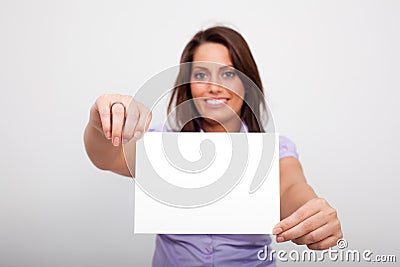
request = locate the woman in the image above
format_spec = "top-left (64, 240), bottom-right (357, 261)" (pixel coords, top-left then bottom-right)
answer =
top-left (84, 26), bottom-right (342, 266)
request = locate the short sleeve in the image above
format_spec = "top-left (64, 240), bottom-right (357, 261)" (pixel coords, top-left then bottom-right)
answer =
top-left (147, 123), bottom-right (167, 133)
top-left (279, 136), bottom-right (299, 159)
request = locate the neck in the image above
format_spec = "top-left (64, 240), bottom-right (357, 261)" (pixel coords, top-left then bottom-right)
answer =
top-left (200, 117), bottom-right (242, 132)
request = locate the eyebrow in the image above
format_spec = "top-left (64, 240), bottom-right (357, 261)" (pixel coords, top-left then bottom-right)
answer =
top-left (192, 65), bottom-right (234, 71)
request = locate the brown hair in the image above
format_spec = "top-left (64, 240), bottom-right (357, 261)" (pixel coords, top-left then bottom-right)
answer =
top-left (167, 26), bottom-right (267, 132)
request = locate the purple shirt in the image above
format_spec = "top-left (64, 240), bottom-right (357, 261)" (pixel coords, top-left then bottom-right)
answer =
top-left (148, 123), bottom-right (299, 267)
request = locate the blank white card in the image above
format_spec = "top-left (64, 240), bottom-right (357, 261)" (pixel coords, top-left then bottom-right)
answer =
top-left (133, 132), bottom-right (279, 234)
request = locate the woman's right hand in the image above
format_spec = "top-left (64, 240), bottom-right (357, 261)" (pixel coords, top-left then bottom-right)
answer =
top-left (88, 94), bottom-right (152, 146)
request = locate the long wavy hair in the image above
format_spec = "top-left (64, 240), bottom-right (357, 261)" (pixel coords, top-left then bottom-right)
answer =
top-left (167, 26), bottom-right (268, 132)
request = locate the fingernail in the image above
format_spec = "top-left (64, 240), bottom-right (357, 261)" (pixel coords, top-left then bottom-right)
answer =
top-left (134, 131), bottom-right (142, 139)
top-left (106, 131), bottom-right (111, 139)
top-left (277, 236), bottom-right (285, 243)
top-left (273, 227), bottom-right (283, 235)
top-left (113, 137), bottom-right (120, 146)
top-left (122, 137), bottom-right (129, 144)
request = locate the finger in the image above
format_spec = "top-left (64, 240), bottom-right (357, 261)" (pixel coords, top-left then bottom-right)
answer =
top-left (111, 102), bottom-right (126, 146)
top-left (144, 109), bottom-right (152, 131)
top-left (276, 211), bottom-right (328, 242)
top-left (307, 235), bottom-right (339, 251)
top-left (132, 103), bottom-right (152, 140)
top-left (122, 100), bottom-right (140, 143)
top-left (273, 198), bottom-right (326, 235)
top-left (96, 97), bottom-right (112, 139)
top-left (292, 222), bottom-right (331, 245)
top-left (297, 216), bottom-right (342, 245)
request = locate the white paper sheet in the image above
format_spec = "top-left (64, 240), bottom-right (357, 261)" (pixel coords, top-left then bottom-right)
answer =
top-left (133, 132), bottom-right (280, 234)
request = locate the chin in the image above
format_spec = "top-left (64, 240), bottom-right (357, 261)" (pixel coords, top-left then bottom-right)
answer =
top-left (201, 114), bottom-right (237, 125)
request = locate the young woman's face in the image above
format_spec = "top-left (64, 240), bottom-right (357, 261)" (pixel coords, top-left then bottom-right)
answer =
top-left (190, 42), bottom-right (245, 127)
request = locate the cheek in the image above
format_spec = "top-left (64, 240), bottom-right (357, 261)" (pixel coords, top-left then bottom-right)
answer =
top-left (190, 84), bottom-right (205, 113)
top-left (190, 83), bottom-right (207, 98)
top-left (225, 78), bottom-right (245, 98)
top-left (229, 86), bottom-right (245, 103)
top-left (231, 97), bottom-right (244, 112)
top-left (228, 85), bottom-right (245, 112)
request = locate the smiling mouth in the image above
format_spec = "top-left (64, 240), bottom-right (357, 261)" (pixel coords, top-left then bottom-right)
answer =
top-left (204, 98), bottom-right (229, 105)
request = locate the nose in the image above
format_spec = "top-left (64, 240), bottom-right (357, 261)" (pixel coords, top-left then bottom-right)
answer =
top-left (208, 82), bottom-right (223, 94)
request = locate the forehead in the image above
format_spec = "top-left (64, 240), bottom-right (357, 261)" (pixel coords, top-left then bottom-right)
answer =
top-left (193, 42), bottom-right (233, 66)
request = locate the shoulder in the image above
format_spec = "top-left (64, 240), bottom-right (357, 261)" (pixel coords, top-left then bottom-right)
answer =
top-left (279, 135), bottom-right (299, 159)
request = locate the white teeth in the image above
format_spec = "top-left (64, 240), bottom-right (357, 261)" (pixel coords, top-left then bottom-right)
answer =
top-left (206, 99), bottom-right (227, 105)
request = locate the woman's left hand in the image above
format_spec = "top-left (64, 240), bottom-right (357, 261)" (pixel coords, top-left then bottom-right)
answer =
top-left (273, 197), bottom-right (343, 250)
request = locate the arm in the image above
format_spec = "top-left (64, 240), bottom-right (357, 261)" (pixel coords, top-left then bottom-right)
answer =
top-left (83, 94), bottom-right (151, 177)
top-left (279, 157), bottom-right (317, 219)
top-left (84, 123), bottom-right (132, 176)
top-left (274, 157), bottom-right (343, 250)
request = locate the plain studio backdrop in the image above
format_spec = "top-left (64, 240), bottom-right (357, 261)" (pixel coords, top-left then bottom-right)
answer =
top-left (0, 0), bottom-right (399, 266)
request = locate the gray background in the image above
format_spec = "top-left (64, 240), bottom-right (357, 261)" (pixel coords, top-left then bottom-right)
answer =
top-left (0, 0), bottom-right (399, 266)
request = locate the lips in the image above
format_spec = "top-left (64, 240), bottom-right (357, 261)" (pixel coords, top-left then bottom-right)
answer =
top-left (203, 98), bottom-right (229, 109)
top-left (205, 98), bottom-right (228, 105)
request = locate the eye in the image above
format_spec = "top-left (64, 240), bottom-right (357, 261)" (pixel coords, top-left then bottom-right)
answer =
top-left (194, 72), bottom-right (207, 80)
top-left (222, 71), bottom-right (236, 78)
